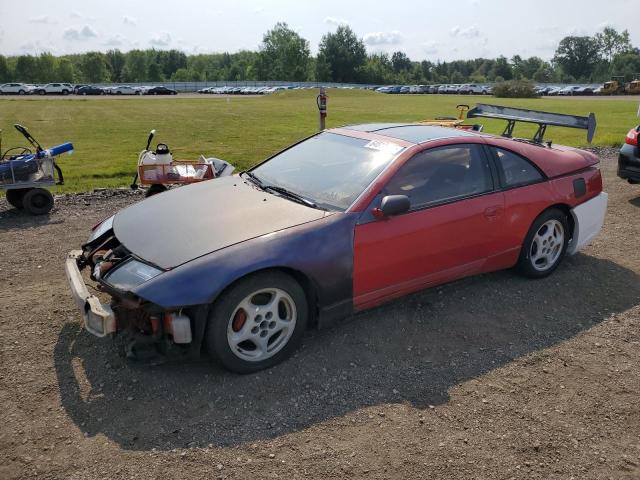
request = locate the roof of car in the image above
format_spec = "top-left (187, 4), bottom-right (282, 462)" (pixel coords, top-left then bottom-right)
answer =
top-left (341, 123), bottom-right (479, 144)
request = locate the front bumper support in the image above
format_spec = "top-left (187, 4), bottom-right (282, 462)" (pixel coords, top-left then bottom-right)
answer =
top-left (65, 250), bottom-right (116, 337)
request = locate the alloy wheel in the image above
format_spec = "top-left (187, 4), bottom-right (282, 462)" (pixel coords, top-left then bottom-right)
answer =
top-left (530, 219), bottom-right (564, 271)
top-left (226, 288), bottom-right (297, 362)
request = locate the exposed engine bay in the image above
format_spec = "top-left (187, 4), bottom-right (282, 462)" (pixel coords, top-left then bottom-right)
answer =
top-left (72, 228), bottom-right (202, 360)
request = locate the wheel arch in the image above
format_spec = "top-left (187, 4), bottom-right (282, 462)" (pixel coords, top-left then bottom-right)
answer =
top-left (515, 203), bottom-right (575, 253)
top-left (545, 203), bottom-right (575, 240)
top-left (209, 266), bottom-right (320, 328)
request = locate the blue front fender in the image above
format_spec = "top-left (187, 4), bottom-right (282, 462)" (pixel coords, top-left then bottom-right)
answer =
top-left (132, 213), bottom-right (358, 313)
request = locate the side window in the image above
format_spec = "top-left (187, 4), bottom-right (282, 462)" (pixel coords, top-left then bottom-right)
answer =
top-left (385, 144), bottom-right (493, 210)
top-left (492, 147), bottom-right (543, 187)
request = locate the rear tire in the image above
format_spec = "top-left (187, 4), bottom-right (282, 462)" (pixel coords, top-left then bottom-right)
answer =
top-left (206, 271), bottom-right (308, 373)
top-left (516, 208), bottom-right (569, 278)
top-left (6, 189), bottom-right (27, 209)
top-left (22, 188), bottom-right (54, 215)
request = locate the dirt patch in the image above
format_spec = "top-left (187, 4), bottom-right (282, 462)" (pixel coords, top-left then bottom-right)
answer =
top-left (1, 152), bottom-right (639, 479)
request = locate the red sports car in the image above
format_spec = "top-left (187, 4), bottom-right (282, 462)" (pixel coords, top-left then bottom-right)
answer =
top-left (66, 107), bottom-right (607, 373)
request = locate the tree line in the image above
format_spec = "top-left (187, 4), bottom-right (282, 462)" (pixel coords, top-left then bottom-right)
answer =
top-left (0, 24), bottom-right (638, 85)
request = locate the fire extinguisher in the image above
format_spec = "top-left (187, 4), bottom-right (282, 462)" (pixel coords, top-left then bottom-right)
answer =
top-left (317, 87), bottom-right (327, 131)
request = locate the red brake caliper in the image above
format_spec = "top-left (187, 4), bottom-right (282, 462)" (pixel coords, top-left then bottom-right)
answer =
top-left (232, 309), bottom-right (247, 332)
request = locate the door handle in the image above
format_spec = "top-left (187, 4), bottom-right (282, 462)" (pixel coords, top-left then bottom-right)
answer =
top-left (484, 206), bottom-right (502, 218)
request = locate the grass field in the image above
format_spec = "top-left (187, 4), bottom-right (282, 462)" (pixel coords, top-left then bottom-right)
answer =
top-left (0, 89), bottom-right (638, 192)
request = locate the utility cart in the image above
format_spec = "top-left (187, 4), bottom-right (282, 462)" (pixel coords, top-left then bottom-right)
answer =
top-left (0, 124), bottom-right (73, 215)
top-left (131, 129), bottom-right (234, 197)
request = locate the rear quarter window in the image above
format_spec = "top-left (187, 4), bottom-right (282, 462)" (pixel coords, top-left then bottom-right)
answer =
top-left (491, 147), bottom-right (544, 188)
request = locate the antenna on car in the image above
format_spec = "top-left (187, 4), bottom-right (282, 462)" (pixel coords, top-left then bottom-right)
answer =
top-left (466, 104), bottom-right (597, 144)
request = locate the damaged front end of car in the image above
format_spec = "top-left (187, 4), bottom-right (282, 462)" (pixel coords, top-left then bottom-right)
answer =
top-left (65, 216), bottom-right (198, 358)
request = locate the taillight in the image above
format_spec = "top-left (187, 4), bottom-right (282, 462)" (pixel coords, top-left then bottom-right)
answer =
top-left (626, 127), bottom-right (639, 146)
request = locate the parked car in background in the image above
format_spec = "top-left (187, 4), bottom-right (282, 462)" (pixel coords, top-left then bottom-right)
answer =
top-left (0, 83), bottom-right (35, 95)
top-left (558, 86), bottom-right (581, 96)
top-left (458, 84), bottom-right (489, 95)
top-left (73, 84), bottom-right (88, 94)
top-left (618, 125), bottom-right (640, 184)
top-left (111, 85), bottom-right (141, 95)
top-left (574, 86), bottom-right (594, 96)
top-left (145, 86), bottom-right (178, 95)
top-left (471, 84), bottom-right (491, 95)
top-left (34, 83), bottom-right (73, 95)
top-left (546, 86), bottom-right (562, 96)
top-left (76, 85), bottom-right (105, 95)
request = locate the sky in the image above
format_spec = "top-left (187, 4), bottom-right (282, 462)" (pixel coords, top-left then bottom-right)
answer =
top-left (1, 0), bottom-right (639, 61)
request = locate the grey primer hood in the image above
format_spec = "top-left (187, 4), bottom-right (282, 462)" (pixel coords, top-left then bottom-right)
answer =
top-left (113, 176), bottom-right (327, 269)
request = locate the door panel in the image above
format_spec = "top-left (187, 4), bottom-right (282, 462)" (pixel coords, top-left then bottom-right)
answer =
top-left (353, 191), bottom-right (505, 309)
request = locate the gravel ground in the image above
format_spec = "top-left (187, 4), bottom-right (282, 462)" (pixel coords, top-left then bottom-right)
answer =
top-left (1, 148), bottom-right (639, 479)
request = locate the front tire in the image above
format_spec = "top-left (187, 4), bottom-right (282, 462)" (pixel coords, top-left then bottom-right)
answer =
top-left (206, 271), bottom-right (308, 373)
top-left (517, 208), bottom-right (569, 278)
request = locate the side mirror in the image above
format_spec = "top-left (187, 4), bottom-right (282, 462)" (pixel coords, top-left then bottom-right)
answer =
top-left (374, 195), bottom-right (410, 218)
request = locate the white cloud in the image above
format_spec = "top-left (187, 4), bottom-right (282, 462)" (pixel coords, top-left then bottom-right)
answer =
top-left (325, 17), bottom-right (349, 27)
top-left (422, 41), bottom-right (441, 55)
top-left (70, 11), bottom-right (95, 21)
top-left (29, 15), bottom-right (52, 24)
top-left (364, 31), bottom-right (403, 46)
top-left (566, 26), bottom-right (589, 36)
top-left (104, 35), bottom-right (125, 47)
top-left (63, 29), bottom-right (79, 41)
top-left (450, 25), bottom-right (482, 38)
top-left (63, 25), bottom-right (97, 41)
top-left (81, 26), bottom-right (97, 38)
top-left (123, 16), bottom-right (137, 26)
top-left (19, 40), bottom-right (56, 54)
top-left (150, 32), bottom-right (171, 47)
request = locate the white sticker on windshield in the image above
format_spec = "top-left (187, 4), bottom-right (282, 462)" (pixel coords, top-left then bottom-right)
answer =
top-left (364, 140), bottom-right (403, 155)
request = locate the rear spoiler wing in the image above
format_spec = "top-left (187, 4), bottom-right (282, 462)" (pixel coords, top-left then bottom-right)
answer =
top-left (467, 104), bottom-right (597, 144)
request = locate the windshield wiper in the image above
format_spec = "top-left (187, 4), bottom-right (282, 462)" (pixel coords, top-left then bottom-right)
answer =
top-left (263, 185), bottom-right (319, 209)
top-left (241, 171), bottom-right (321, 209)
top-left (241, 171), bottom-right (265, 188)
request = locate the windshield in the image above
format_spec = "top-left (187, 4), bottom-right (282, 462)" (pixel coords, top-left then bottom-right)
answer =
top-left (251, 132), bottom-right (403, 211)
